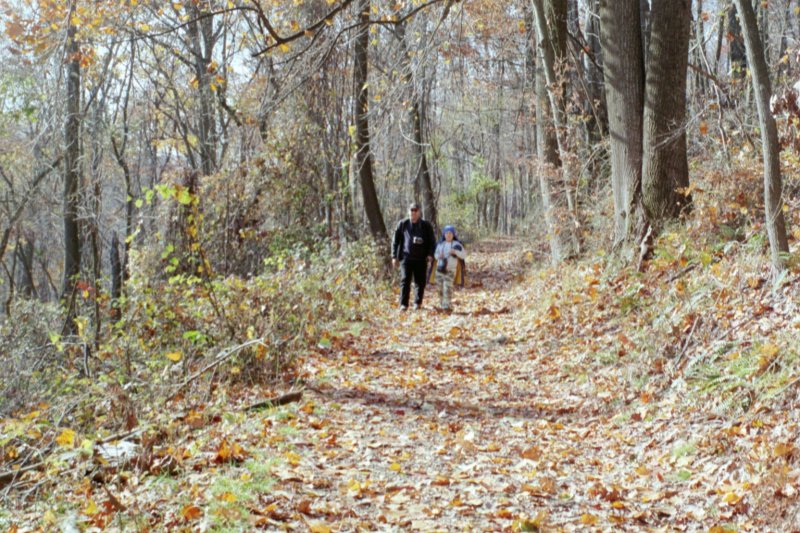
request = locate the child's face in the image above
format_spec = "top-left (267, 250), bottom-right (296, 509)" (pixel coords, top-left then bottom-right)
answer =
top-left (445, 231), bottom-right (454, 241)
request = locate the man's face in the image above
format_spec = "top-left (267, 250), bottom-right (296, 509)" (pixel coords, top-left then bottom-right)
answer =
top-left (409, 207), bottom-right (420, 222)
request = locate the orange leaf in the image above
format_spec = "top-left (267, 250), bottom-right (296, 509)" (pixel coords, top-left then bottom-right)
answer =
top-left (181, 505), bottom-right (203, 520)
top-left (520, 446), bottom-right (541, 460)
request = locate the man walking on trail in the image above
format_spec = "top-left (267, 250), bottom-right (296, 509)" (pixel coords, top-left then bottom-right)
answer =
top-left (392, 202), bottom-right (435, 310)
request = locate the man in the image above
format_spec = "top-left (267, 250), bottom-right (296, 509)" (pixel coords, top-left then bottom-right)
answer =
top-left (391, 202), bottom-right (435, 310)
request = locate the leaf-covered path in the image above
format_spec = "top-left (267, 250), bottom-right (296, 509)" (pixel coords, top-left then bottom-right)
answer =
top-left (8, 238), bottom-right (798, 531)
top-left (276, 238), bottom-right (796, 531)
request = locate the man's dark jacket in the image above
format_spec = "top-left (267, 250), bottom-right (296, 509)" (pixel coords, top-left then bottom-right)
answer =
top-left (392, 218), bottom-right (435, 261)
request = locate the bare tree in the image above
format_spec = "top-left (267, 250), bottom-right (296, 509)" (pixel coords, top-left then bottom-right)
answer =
top-left (353, 0), bottom-right (388, 243)
top-left (62, 1), bottom-right (82, 331)
top-left (733, 0), bottom-right (790, 272)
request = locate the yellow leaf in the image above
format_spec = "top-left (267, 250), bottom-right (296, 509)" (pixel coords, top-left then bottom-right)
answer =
top-left (389, 462), bottom-right (401, 472)
top-left (580, 513), bottom-right (599, 525)
top-left (308, 523), bottom-right (332, 533)
top-left (774, 443), bottom-right (794, 457)
top-left (760, 343), bottom-right (780, 358)
top-left (279, 43), bottom-right (290, 53)
top-left (285, 451), bottom-right (301, 466)
top-left (722, 491), bottom-right (742, 505)
top-left (43, 510), bottom-right (57, 525)
top-left (56, 429), bottom-right (75, 448)
top-left (83, 499), bottom-right (98, 516)
top-left (218, 491), bottom-right (237, 503)
top-left (166, 351), bottom-right (182, 362)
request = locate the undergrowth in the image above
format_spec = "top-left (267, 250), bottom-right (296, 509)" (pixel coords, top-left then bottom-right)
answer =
top-left (0, 235), bottom-right (387, 467)
top-left (520, 157), bottom-right (800, 418)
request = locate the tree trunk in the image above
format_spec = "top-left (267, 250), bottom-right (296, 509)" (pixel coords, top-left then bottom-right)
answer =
top-left (397, 21), bottom-right (437, 229)
top-left (15, 234), bottom-right (36, 299)
top-left (734, 0), bottom-right (790, 271)
top-left (641, 0), bottom-right (691, 224)
top-left (187, 4), bottom-right (217, 176)
top-left (110, 232), bottom-right (122, 321)
top-left (600, 0), bottom-right (645, 245)
top-left (63, 2), bottom-right (82, 331)
top-left (530, 0), bottom-right (579, 263)
top-left (583, 0), bottom-right (607, 140)
top-left (693, 0), bottom-right (708, 101)
top-left (729, 4), bottom-right (747, 78)
top-left (353, 0), bottom-right (387, 242)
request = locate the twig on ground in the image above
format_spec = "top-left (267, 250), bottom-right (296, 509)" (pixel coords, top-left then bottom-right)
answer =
top-left (244, 390), bottom-right (303, 412)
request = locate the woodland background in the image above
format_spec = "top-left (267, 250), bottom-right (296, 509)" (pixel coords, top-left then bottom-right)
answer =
top-left (2, 0), bottom-right (800, 529)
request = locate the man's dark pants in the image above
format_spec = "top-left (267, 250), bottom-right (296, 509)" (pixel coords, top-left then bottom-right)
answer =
top-left (399, 258), bottom-right (428, 307)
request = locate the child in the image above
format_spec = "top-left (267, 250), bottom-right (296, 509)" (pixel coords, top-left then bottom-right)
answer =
top-left (433, 225), bottom-right (466, 311)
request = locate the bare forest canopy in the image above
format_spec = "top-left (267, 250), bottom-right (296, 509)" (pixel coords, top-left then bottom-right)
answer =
top-left (1, 0), bottom-right (799, 303)
top-left (2, 0), bottom-right (800, 528)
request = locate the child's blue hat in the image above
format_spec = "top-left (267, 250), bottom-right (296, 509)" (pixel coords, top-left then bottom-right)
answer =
top-left (442, 225), bottom-right (457, 239)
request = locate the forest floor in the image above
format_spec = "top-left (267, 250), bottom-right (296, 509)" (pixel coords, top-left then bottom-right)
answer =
top-left (4, 237), bottom-right (800, 531)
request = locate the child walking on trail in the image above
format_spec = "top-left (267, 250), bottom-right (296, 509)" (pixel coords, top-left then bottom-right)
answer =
top-left (433, 225), bottom-right (466, 311)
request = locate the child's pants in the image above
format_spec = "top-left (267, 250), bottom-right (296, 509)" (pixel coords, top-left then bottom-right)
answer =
top-left (438, 274), bottom-right (453, 309)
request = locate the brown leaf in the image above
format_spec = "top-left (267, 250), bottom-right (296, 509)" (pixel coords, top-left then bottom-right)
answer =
top-left (520, 446), bottom-right (541, 460)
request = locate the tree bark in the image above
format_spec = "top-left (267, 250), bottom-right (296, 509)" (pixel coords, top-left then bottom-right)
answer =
top-left (187, 3), bottom-right (217, 176)
top-left (530, 0), bottom-right (579, 263)
top-left (729, 4), bottom-right (747, 78)
top-left (641, 0), bottom-right (691, 224)
top-left (63, 2), bottom-right (82, 331)
top-left (353, 0), bottom-right (388, 242)
top-left (397, 21), bottom-right (437, 229)
top-left (600, 0), bottom-right (645, 245)
top-left (734, 0), bottom-right (790, 271)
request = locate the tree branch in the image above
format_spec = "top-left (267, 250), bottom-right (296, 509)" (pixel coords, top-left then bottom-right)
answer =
top-left (0, 154), bottom-right (63, 265)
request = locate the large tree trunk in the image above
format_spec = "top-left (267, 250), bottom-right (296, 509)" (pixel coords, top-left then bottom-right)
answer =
top-left (599, 0), bottom-right (645, 245)
top-left (734, 0), bottom-right (790, 271)
top-left (63, 2), bottom-right (82, 331)
top-left (641, 0), bottom-right (691, 224)
top-left (530, 0), bottom-right (578, 263)
top-left (353, 0), bottom-right (387, 242)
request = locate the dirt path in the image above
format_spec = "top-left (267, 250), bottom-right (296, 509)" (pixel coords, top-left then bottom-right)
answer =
top-left (283, 238), bottom-right (760, 531)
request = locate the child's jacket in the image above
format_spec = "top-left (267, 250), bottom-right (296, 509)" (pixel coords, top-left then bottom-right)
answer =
top-left (429, 240), bottom-right (466, 286)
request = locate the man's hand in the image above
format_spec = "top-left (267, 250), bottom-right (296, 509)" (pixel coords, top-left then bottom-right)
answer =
top-left (392, 258), bottom-right (398, 268)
